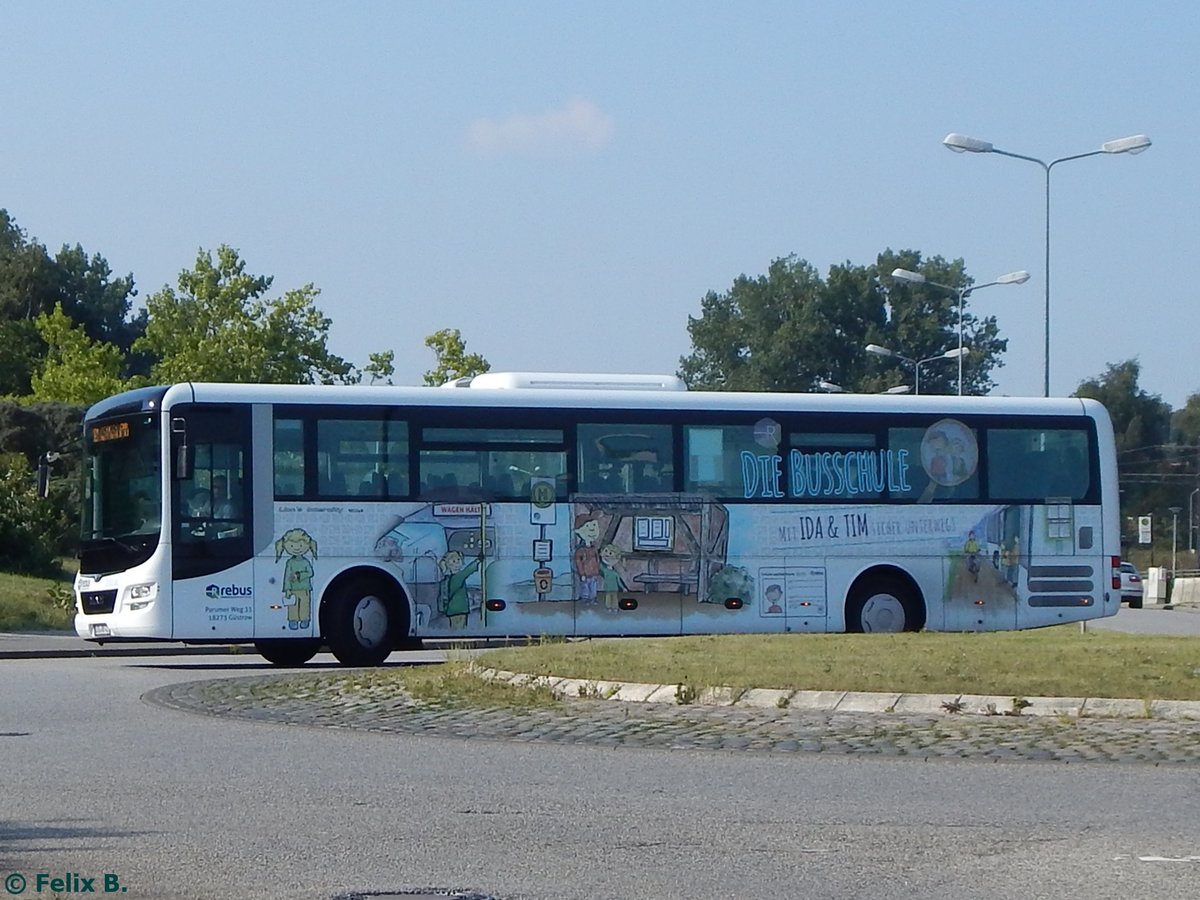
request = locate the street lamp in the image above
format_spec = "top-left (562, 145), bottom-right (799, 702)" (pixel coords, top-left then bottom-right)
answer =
top-left (891, 268), bottom-right (1029, 395)
top-left (942, 132), bottom-right (1150, 397)
top-left (817, 380), bottom-right (913, 395)
top-left (1190, 487), bottom-right (1199, 553)
top-left (865, 343), bottom-right (967, 395)
top-left (1170, 506), bottom-right (1182, 576)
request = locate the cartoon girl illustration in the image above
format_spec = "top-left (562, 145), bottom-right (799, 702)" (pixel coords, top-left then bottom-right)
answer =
top-left (573, 514), bottom-right (602, 604)
top-left (276, 528), bottom-right (317, 629)
top-left (438, 549), bottom-right (480, 629)
top-left (599, 543), bottom-right (628, 611)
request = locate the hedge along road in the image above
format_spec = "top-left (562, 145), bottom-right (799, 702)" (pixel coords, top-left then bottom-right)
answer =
top-left (4, 648), bottom-right (1200, 900)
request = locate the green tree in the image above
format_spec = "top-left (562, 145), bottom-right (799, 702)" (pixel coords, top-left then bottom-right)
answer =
top-left (29, 304), bottom-right (131, 405)
top-left (50, 243), bottom-right (148, 375)
top-left (0, 211), bottom-right (56, 395)
top-left (135, 245), bottom-right (355, 384)
top-left (1074, 359), bottom-right (1176, 547)
top-left (0, 210), bottom-right (149, 393)
top-left (678, 250), bottom-right (1007, 394)
top-left (1170, 391), bottom-right (1200, 450)
top-left (364, 350), bottom-right (396, 385)
top-left (422, 328), bottom-right (490, 386)
top-left (0, 454), bottom-right (71, 574)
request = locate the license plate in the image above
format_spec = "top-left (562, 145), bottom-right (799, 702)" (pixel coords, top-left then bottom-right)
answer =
top-left (92, 624), bottom-right (111, 638)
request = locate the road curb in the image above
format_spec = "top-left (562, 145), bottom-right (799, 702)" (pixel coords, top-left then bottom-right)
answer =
top-left (477, 667), bottom-right (1200, 721)
top-left (0, 643), bottom-right (254, 660)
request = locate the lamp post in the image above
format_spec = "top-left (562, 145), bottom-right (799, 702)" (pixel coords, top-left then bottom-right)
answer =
top-left (1190, 487), bottom-right (1199, 553)
top-left (941, 132), bottom-right (1151, 397)
top-left (865, 344), bottom-right (967, 395)
top-left (891, 268), bottom-right (1029, 395)
top-left (1170, 506), bottom-right (1182, 576)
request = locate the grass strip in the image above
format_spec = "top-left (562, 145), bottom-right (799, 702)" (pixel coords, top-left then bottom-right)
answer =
top-left (478, 628), bottom-right (1200, 702)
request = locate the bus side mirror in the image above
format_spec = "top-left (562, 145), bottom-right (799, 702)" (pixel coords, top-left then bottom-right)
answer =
top-left (172, 418), bottom-right (192, 480)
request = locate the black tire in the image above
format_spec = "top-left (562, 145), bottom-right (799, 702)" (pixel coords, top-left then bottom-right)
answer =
top-left (254, 639), bottom-right (321, 667)
top-left (322, 575), bottom-right (400, 667)
top-left (846, 576), bottom-right (923, 634)
top-left (1128, 596), bottom-right (1143, 610)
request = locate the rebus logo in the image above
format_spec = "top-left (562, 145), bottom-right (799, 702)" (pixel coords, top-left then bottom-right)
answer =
top-left (205, 584), bottom-right (253, 599)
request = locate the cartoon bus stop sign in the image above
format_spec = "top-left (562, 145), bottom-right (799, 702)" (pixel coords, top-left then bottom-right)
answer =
top-left (530, 476), bottom-right (556, 525)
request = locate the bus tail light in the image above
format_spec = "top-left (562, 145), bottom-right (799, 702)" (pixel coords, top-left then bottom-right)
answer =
top-left (618, 598), bottom-right (638, 611)
top-left (724, 597), bottom-right (744, 610)
top-left (485, 599), bottom-right (506, 612)
top-left (1111, 556), bottom-right (1122, 590)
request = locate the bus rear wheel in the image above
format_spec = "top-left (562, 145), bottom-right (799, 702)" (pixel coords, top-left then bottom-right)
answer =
top-left (323, 575), bottom-right (399, 667)
top-left (846, 577), bottom-right (921, 634)
top-left (254, 639), bottom-right (321, 667)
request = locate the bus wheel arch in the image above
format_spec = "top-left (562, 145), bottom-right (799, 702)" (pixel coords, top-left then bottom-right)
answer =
top-left (319, 567), bottom-right (411, 666)
top-left (845, 567), bottom-right (925, 634)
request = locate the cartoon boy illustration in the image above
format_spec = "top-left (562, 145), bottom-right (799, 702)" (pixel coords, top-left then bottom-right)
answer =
top-left (276, 528), bottom-right (317, 629)
top-left (573, 514), bottom-right (602, 604)
top-left (1003, 536), bottom-right (1021, 588)
top-left (963, 529), bottom-right (981, 583)
top-left (438, 549), bottom-right (480, 629)
top-left (764, 583), bottom-right (784, 615)
top-left (599, 543), bottom-right (628, 611)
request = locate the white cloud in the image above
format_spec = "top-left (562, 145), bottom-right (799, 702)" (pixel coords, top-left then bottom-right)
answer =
top-left (465, 98), bottom-right (615, 158)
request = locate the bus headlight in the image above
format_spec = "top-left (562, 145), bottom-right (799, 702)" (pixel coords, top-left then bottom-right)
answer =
top-left (127, 582), bottom-right (157, 610)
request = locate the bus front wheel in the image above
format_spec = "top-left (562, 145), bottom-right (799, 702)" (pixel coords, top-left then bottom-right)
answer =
top-left (846, 577), bottom-right (922, 634)
top-left (323, 575), bottom-right (398, 667)
top-left (254, 639), bottom-right (321, 667)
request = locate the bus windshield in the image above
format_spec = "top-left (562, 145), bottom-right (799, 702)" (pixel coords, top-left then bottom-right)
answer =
top-left (82, 413), bottom-right (162, 544)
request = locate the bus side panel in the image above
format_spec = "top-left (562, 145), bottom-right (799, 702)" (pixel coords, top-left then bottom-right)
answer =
top-left (172, 559), bottom-right (256, 639)
top-left (1016, 504), bottom-right (1110, 628)
top-left (682, 503), bottom-right (808, 634)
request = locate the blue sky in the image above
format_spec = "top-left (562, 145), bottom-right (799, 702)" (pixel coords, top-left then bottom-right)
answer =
top-left (8, 2), bottom-right (1197, 406)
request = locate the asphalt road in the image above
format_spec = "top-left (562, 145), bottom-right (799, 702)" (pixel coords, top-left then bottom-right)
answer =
top-left (3, 650), bottom-right (1199, 900)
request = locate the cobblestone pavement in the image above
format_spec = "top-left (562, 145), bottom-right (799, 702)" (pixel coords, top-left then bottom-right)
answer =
top-left (145, 671), bottom-right (1200, 766)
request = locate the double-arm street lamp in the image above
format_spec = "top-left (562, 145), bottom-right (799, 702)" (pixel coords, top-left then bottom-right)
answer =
top-left (941, 132), bottom-right (1151, 397)
top-left (818, 380), bottom-right (912, 395)
top-left (865, 344), bottom-right (967, 395)
top-left (891, 268), bottom-right (1029, 396)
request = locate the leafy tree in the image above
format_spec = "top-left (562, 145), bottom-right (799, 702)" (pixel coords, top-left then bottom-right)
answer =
top-left (29, 304), bottom-right (131, 405)
top-left (0, 210), bottom-right (149, 393)
top-left (0, 453), bottom-right (74, 574)
top-left (135, 245), bottom-right (355, 384)
top-left (50, 243), bottom-right (149, 375)
top-left (1171, 391), bottom-right (1200, 450)
top-left (0, 210), bottom-right (55, 322)
top-left (0, 320), bottom-right (44, 399)
top-left (1074, 359), bottom-right (1176, 547)
top-left (422, 328), bottom-right (490, 386)
top-left (0, 212), bottom-right (55, 395)
top-left (365, 350), bottom-right (395, 385)
top-left (678, 250), bottom-right (1007, 395)
top-left (0, 400), bottom-right (86, 567)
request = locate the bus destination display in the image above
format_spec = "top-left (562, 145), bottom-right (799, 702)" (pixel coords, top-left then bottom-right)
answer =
top-left (91, 421), bottom-right (131, 443)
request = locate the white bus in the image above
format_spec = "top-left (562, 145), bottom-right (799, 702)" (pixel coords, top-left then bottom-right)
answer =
top-left (72, 375), bottom-right (1122, 666)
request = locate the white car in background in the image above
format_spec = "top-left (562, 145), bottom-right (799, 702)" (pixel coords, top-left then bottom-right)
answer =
top-left (1120, 561), bottom-right (1143, 608)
